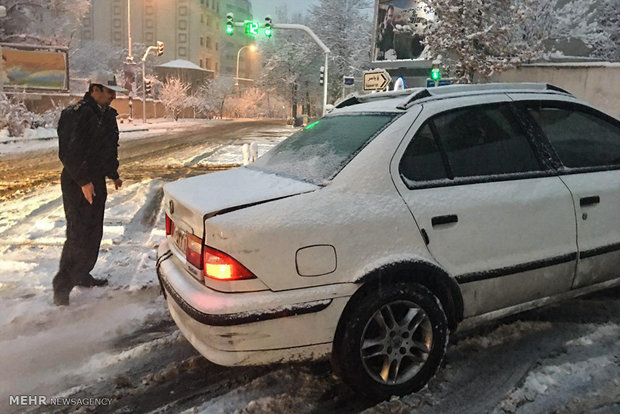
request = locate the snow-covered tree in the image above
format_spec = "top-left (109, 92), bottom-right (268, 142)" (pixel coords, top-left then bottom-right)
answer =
top-left (257, 10), bottom-right (320, 117)
top-left (69, 41), bottom-right (126, 78)
top-left (193, 76), bottom-right (235, 119)
top-left (0, 92), bottom-right (30, 137)
top-left (159, 78), bottom-right (190, 121)
top-left (425, 0), bottom-right (620, 83)
top-left (0, 0), bottom-right (91, 47)
top-left (308, 0), bottom-right (374, 102)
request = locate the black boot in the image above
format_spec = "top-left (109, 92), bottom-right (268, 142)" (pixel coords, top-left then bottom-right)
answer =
top-left (76, 274), bottom-right (109, 288)
top-left (53, 288), bottom-right (70, 306)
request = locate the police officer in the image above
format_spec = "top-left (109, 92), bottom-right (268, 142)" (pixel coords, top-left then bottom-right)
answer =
top-left (53, 72), bottom-right (126, 306)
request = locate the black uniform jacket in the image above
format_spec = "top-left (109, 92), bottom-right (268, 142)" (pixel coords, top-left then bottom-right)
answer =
top-left (57, 93), bottom-right (120, 186)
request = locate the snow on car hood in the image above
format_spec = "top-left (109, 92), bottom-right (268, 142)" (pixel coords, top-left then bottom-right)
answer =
top-left (164, 167), bottom-right (318, 226)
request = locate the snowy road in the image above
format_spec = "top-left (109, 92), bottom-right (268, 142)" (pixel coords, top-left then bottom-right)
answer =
top-left (1, 120), bottom-right (619, 413)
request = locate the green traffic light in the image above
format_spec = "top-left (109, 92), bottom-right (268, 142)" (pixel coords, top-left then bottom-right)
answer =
top-left (431, 68), bottom-right (441, 81)
top-left (226, 24), bottom-right (234, 35)
top-left (264, 27), bottom-right (272, 37)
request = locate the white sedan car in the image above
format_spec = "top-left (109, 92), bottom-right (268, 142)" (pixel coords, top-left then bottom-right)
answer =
top-left (156, 83), bottom-right (620, 399)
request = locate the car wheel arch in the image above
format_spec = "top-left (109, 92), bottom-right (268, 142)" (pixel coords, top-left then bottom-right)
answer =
top-left (347, 260), bottom-right (463, 332)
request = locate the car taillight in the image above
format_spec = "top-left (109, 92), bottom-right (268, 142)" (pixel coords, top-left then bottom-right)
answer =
top-left (203, 246), bottom-right (255, 281)
top-left (165, 213), bottom-right (173, 235)
top-left (186, 233), bottom-right (203, 269)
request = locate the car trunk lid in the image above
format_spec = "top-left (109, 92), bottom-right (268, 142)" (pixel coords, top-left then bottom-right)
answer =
top-left (163, 167), bottom-right (319, 237)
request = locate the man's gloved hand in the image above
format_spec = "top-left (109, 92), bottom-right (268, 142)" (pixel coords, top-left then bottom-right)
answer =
top-left (81, 182), bottom-right (95, 204)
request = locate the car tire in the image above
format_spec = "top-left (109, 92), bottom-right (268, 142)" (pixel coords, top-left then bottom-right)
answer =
top-left (333, 281), bottom-right (448, 400)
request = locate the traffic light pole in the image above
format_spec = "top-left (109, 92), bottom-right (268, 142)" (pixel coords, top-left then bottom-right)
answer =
top-left (233, 22), bottom-right (330, 116)
top-left (141, 45), bottom-right (158, 123)
top-left (275, 24), bottom-right (330, 116)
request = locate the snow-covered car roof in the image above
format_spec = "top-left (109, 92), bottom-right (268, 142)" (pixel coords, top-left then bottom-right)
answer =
top-left (331, 83), bottom-right (573, 114)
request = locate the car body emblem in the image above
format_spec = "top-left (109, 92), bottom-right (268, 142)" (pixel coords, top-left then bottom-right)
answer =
top-left (169, 200), bottom-right (174, 214)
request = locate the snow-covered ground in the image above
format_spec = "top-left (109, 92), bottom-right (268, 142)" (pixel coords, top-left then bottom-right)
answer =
top-left (0, 118), bottom-right (241, 155)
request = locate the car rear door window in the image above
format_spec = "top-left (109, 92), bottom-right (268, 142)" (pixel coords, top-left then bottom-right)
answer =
top-left (400, 123), bottom-right (449, 182)
top-left (433, 104), bottom-right (541, 178)
top-left (525, 104), bottom-right (620, 169)
top-left (400, 103), bottom-right (542, 185)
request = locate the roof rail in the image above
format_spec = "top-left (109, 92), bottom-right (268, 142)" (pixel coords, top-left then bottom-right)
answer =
top-left (334, 88), bottom-right (423, 109)
top-left (396, 82), bottom-right (573, 109)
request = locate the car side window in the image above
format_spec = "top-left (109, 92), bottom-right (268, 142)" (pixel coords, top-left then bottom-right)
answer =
top-left (526, 103), bottom-right (620, 169)
top-left (399, 123), bottom-right (449, 182)
top-left (433, 104), bottom-right (541, 178)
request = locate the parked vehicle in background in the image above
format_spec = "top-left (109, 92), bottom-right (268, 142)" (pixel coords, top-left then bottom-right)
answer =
top-left (156, 83), bottom-right (620, 399)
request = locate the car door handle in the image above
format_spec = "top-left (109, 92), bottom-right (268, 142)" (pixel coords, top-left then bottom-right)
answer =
top-left (580, 196), bottom-right (600, 207)
top-left (432, 214), bottom-right (458, 227)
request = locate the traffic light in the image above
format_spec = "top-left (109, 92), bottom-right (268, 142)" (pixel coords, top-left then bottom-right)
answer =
top-left (156, 41), bottom-right (164, 56)
top-left (144, 79), bottom-right (152, 94)
top-left (226, 13), bottom-right (234, 35)
top-left (319, 66), bottom-right (325, 85)
top-left (264, 16), bottom-right (273, 38)
top-left (430, 60), bottom-right (442, 81)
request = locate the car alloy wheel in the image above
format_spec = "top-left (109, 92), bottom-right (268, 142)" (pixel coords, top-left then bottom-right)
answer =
top-left (360, 300), bottom-right (432, 385)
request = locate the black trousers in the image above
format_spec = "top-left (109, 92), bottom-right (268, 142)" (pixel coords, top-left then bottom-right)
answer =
top-left (53, 169), bottom-right (107, 293)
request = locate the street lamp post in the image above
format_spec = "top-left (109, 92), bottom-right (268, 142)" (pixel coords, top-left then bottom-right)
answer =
top-left (235, 44), bottom-right (256, 87)
top-left (126, 0), bottom-right (134, 120)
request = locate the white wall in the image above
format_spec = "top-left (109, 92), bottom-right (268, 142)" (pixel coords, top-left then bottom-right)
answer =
top-left (489, 62), bottom-right (620, 118)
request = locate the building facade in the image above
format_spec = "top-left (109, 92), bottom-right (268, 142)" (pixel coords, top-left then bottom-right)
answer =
top-left (79, 0), bottom-right (221, 74)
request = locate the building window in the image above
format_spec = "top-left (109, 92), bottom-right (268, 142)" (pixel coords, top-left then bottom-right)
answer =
top-left (179, 33), bottom-right (187, 43)
top-left (205, 0), bottom-right (209, 7)
top-left (145, 32), bottom-right (154, 42)
top-left (200, 59), bottom-right (203, 68)
top-left (113, 18), bottom-right (122, 28)
top-left (113, 6), bottom-right (121, 15)
top-left (206, 37), bottom-right (211, 49)
top-left (200, 37), bottom-right (204, 46)
top-left (179, 6), bottom-right (188, 16)
top-left (201, 14), bottom-right (204, 23)
top-left (146, 6), bottom-right (154, 14)
top-left (179, 47), bottom-right (187, 56)
top-left (178, 20), bottom-right (187, 30)
top-left (146, 19), bottom-right (154, 28)
top-left (215, 62), bottom-right (219, 72)
top-left (113, 32), bottom-right (122, 41)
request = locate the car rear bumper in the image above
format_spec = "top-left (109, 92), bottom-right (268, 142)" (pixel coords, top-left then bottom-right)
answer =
top-left (156, 241), bottom-right (355, 366)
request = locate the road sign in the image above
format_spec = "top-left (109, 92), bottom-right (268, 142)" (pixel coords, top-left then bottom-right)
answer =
top-left (343, 76), bottom-right (355, 86)
top-left (426, 78), bottom-right (452, 87)
top-left (363, 69), bottom-right (391, 92)
top-left (245, 20), bottom-right (259, 36)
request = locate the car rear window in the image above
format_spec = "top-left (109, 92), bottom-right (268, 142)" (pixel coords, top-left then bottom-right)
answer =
top-left (250, 114), bottom-right (396, 184)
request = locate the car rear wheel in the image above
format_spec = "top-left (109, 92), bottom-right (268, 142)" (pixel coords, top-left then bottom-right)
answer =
top-left (333, 281), bottom-right (448, 400)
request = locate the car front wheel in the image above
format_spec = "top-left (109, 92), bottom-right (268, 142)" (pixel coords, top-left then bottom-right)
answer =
top-left (333, 281), bottom-right (448, 400)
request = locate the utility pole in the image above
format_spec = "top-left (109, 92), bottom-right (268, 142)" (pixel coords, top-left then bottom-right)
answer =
top-left (125, 0), bottom-right (134, 121)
